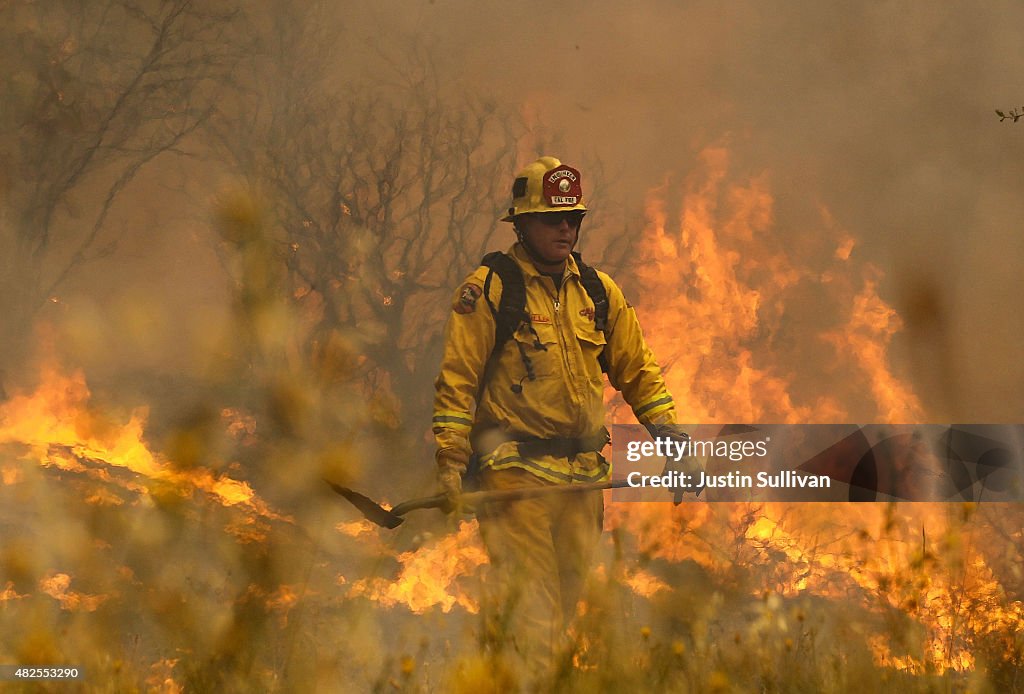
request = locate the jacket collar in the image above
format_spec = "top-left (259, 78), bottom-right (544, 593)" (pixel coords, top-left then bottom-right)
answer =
top-left (508, 242), bottom-right (581, 282)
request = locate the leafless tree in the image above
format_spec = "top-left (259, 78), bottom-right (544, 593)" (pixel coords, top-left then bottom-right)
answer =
top-left (0, 0), bottom-right (247, 368)
top-left (209, 14), bottom-right (524, 427)
top-left (995, 107), bottom-right (1024, 122)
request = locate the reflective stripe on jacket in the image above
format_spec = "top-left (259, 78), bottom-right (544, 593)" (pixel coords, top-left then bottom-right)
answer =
top-left (433, 243), bottom-right (677, 483)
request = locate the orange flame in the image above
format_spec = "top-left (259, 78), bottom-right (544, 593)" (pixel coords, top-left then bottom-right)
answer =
top-left (243, 583), bottom-right (307, 627)
top-left (622, 568), bottom-right (671, 599)
top-left (1, 464), bottom-right (22, 485)
top-left (222, 407), bottom-right (258, 446)
top-left (0, 362), bottom-right (290, 535)
top-left (328, 146), bottom-right (1019, 677)
top-left (4, 143), bottom-right (997, 682)
top-left (624, 145), bottom-right (921, 424)
top-left (144, 658), bottom-right (182, 694)
top-left (1, 581), bottom-right (27, 602)
top-left (823, 275), bottom-right (923, 423)
top-left (602, 145), bottom-right (1020, 674)
top-left (335, 519), bottom-right (379, 538)
top-left (38, 572), bottom-right (108, 612)
top-left (344, 520), bottom-right (488, 613)
top-left (331, 146), bottom-right (1009, 677)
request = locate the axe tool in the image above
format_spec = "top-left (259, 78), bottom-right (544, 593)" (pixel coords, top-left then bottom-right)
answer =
top-left (324, 478), bottom-right (634, 529)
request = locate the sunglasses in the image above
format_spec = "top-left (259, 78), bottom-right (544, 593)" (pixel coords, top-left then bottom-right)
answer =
top-left (532, 210), bottom-right (586, 227)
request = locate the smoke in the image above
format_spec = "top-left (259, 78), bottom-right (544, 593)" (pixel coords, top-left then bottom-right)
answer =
top-left (3, 3), bottom-right (1024, 687)
top-left (332, 0), bottom-right (1024, 418)
top-left (4, 0), bottom-right (1018, 417)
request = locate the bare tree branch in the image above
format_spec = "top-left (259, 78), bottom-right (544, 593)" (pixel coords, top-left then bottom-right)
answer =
top-left (208, 18), bottom-right (524, 427)
top-left (0, 0), bottom-right (248, 353)
top-left (995, 107), bottom-right (1024, 122)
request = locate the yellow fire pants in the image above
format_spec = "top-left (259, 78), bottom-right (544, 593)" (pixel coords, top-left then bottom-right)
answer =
top-left (476, 466), bottom-right (604, 674)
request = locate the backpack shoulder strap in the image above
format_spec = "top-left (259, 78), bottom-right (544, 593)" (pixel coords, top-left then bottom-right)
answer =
top-left (480, 251), bottom-right (528, 357)
top-left (571, 251), bottom-right (610, 372)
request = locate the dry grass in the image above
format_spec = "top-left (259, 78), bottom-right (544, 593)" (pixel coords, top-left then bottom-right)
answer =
top-left (1, 190), bottom-right (1022, 693)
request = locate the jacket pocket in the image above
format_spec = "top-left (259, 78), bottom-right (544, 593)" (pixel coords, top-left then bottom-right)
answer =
top-left (573, 321), bottom-right (607, 384)
top-left (510, 322), bottom-right (559, 380)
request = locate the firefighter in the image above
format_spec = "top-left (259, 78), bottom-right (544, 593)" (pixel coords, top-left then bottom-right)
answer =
top-left (432, 156), bottom-right (693, 677)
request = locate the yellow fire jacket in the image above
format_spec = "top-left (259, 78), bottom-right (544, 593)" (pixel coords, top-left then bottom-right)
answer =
top-left (433, 243), bottom-right (677, 484)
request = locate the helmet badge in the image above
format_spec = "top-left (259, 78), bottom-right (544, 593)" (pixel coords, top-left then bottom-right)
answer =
top-left (542, 165), bottom-right (582, 207)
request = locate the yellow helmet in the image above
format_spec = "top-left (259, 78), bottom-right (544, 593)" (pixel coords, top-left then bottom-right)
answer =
top-left (500, 156), bottom-right (588, 222)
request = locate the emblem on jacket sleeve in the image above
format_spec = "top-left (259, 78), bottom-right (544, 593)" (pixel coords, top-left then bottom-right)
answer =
top-left (454, 282), bottom-right (483, 314)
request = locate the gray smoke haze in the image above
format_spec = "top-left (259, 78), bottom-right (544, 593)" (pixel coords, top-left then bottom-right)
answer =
top-left (4, 4), bottom-right (1024, 687)
top-left (9, 0), bottom-right (1024, 421)
top-left (340, 0), bottom-right (1024, 420)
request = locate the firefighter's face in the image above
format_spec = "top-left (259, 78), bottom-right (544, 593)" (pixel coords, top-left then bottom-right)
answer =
top-left (517, 211), bottom-right (583, 269)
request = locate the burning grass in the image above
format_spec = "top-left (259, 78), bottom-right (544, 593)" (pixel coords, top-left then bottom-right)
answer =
top-left (1, 360), bottom-right (1022, 692)
top-left (1, 164), bottom-right (1022, 691)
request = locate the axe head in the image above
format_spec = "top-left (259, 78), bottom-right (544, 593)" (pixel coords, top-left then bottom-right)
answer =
top-left (324, 480), bottom-right (405, 529)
